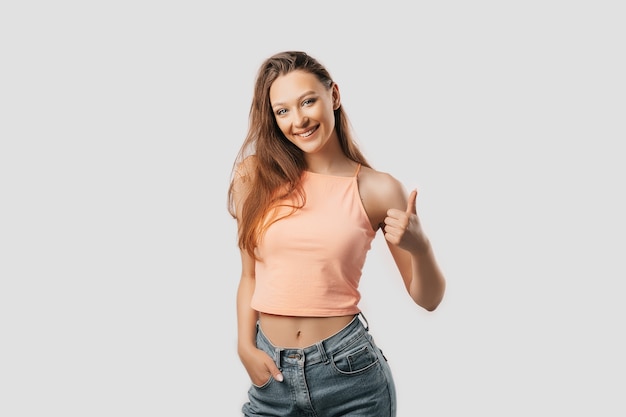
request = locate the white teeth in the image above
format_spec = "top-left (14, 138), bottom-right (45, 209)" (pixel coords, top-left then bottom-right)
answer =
top-left (297, 128), bottom-right (315, 137)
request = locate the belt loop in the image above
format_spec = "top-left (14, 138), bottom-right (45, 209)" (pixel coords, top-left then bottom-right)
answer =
top-left (274, 347), bottom-right (283, 369)
top-left (358, 312), bottom-right (369, 331)
top-left (315, 341), bottom-right (329, 364)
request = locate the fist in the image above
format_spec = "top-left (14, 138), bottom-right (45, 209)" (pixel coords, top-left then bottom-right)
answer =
top-left (383, 189), bottom-right (425, 251)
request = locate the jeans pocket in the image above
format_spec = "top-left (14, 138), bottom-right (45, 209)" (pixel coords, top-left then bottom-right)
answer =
top-left (250, 374), bottom-right (274, 389)
top-left (331, 341), bottom-right (380, 375)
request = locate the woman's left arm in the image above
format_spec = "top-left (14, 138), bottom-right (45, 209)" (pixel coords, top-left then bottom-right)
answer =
top-left (382, 185), bottom-right (447, 311)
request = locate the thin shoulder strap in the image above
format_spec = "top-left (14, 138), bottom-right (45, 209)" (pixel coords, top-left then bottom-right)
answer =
top-left (353, 163), bottom-right (362, 177)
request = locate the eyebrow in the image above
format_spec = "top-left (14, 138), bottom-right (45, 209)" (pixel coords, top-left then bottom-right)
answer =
top-left (271, 90), bottom-right (317, 109)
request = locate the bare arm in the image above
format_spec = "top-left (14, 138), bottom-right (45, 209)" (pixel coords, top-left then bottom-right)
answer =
top-left (235, 249), bottom-right (283, 384)
top-left (236, 250), bottom-right (259, 357)
top-left (384, 187), bottom-right (446, 311)
top-left (386, 231), bottom-right (446, 311)
top-left (232, 166), bottom-right (284, 384)
top-left (360, 170), bottom-right (446, 311)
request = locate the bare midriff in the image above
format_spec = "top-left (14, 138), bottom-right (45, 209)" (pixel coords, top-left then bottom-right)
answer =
top-left (258, 313), bottom-right (355, 348)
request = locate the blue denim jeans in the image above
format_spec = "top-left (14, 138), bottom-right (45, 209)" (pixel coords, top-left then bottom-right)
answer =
top-left (242, 314), bottom-right (397, 417)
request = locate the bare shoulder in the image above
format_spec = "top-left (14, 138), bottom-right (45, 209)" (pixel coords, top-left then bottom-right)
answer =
top-left (234, 155), bottom-right (258, 181)
top-left (232, 155), bottom-right (258, 193)
top-left (358, 166), bottom-right (408, 229)
top-left (231, 155), bottom-right (258, 218)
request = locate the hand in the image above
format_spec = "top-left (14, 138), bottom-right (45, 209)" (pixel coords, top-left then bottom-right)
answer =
top-left (240, 346), bottom-right (284, 386)
top-left (383, 189), bottom-right (429, 252)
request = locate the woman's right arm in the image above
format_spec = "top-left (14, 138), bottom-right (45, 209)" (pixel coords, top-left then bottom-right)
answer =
top-left (236, 248), bottom-right (283, 385)
top-left (232, 161), bottom-right (283, 384)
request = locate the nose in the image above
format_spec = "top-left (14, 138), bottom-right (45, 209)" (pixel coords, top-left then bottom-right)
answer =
top-left (293, 108), bottom-right (309, 128)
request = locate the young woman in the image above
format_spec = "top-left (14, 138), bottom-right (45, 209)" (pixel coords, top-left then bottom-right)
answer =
top-left (227, 51), bottom-right (446, 417)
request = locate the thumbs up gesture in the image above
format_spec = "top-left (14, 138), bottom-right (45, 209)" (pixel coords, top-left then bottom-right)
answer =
top-left (383, 189), bottom-right (428, 252)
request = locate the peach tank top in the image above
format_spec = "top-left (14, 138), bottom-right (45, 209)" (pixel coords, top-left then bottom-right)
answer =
top-left (251, 164), bottom-right (376, 317)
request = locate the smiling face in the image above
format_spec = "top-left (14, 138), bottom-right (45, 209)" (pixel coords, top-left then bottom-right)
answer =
top-left (269, 70), bottom-right (341, 155)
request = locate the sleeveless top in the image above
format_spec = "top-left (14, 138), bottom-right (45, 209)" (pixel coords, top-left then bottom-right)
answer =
top-left (251, 164), bottom-right (376, 316)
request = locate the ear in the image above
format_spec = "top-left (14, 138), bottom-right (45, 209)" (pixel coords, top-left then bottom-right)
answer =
top-left (332, 83), bottom-right (341, 110)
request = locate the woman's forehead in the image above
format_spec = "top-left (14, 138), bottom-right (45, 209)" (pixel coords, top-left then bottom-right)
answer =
top-left (270, 71), bottom-right (326, 104)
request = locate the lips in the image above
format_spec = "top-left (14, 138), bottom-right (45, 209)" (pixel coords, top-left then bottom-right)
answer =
top-left (294, 125), bottom-right (318, 138)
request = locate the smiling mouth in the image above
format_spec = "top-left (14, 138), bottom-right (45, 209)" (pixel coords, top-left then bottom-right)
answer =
top-left (295, 126), bottom-right (318, 138)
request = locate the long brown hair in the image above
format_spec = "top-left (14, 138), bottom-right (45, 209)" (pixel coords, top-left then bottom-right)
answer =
top-left (227, 51), bottom-right (371, 258)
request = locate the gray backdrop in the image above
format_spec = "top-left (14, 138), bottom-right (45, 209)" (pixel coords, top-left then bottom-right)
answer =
top-left (1, 1), bottom-right (624, 415)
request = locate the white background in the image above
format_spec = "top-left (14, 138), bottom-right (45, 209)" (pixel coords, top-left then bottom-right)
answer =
top-left (1, 1), bottom-right (624, 416)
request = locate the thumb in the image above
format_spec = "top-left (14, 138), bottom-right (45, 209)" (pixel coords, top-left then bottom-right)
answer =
top-left (268, 364), bottom-right (284, 382)
top-left (406, 189), bottom-right (418, 215)
top-left (262, 352), bottom-right (284, 382)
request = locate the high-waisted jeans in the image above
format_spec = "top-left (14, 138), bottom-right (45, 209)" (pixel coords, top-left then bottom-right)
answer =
top-left (242, 314), bottom-right (397, 417)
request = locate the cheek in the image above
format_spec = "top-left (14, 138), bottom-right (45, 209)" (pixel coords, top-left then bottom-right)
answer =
top-left (318, 105), bottom-right (335, 125)
top-left (275, 118), bottom-right (290, 136)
